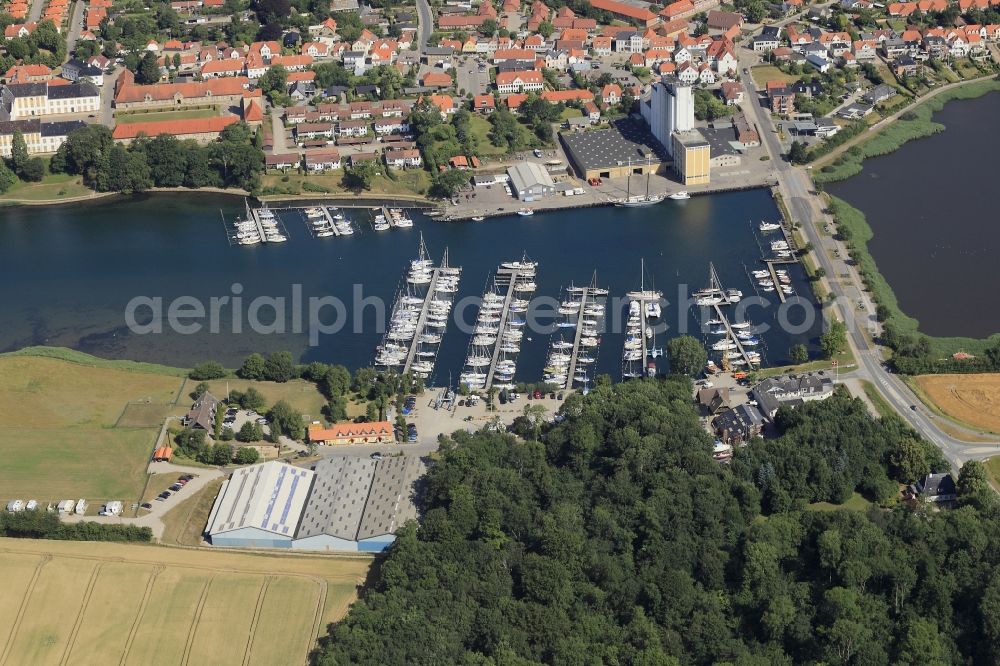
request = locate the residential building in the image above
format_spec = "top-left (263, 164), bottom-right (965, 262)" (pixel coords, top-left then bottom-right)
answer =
top-left (495, 70), bottom-right (544, 94)
top-left (384, 147), bottom-right (422, 168)
top-left (751, 371), bottom-right (835, 419)
top-left (0, 119), bottom-right (84, 156)
top-left (913, 473), bottom-right (957, 503)
top-left (184, 393), bottom-right (219, 431)
top-left (713, 403), bottom-right (766, 443)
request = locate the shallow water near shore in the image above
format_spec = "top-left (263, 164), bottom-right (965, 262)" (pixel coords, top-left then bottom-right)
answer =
top-left (0, 188), bottom-right (820, 382)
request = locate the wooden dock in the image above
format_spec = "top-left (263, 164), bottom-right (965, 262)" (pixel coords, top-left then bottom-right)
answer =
top-left (483, 265), bottom-right (530, 389)
top-left (562, 284), bottom-right (605, 390)
top-left (698, 263), bottom-right (758, 369)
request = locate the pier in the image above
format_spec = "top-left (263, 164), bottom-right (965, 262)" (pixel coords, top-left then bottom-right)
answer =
top-left (560, 281), bottom-right (606, 390)
top-left (375, 238), bottom-right (460, 381)
top-left (697, 263), bottom-right (759, 369)
top-left (401, 268), bottom-right (444, 375)
top-left (483, 264), bottom-right (532, 389)
top-left (623, 289), bottom-right (662, 379)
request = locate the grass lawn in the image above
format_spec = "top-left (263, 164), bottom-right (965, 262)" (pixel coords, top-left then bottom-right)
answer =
top-left (559, 107), bottom-right (583, 120)
top-left (159, 477), bottom-right (224, 546)
top-left (188, 377), bottom-right (327, 419)
top-left (260, 170), bottom-right (431, 198)
top-left (751, 64), bottom-right (797, 87)
top-left (0, 356), bottom-right (183, 429)
top-left (806, 491), bottom-right (874, 512)
top-left (0, 173), bottom-right (93, 202)
top-left (860, 380), bottom-right (895, 418)
top-left (984, 456), bottom-right (1000, 493)
top-left (115, 107), bottom-right (220, 124)
top-left (0, 428), bottom-right (158, 502)
top-left (468, 114), bottom-right (508, 158)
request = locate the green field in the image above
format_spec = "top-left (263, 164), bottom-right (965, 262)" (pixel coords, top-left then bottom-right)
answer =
top-left (260, 170), bottom-right (431, 198)
top-left (468, 114), bottom-right (509, 158)
top-left (189, 377), bottom-right (327, 420)
top-left (0, 173), bottom-right (94, 202)
top-left (0, 539), bottom-right (371, 666)
top-left (116, 107), bottom-right (220, 124)
top-left (806, 491), bottom-right (874, 512)
top-left (751, 64), bottom-right (797, 87)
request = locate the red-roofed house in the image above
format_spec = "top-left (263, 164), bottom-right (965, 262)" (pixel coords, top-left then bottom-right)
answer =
top-left (422, 71), bottom-right (453, 88)
top-left (473, 94), bottom-right (496, 113)
top-left (495, 70), bottom-right (544, 93)
top-left (589, 0), bottom-right (657, 25)
top-left (660, 0), bottom-right (695, 20)
top-left (307, 421), bottom-right (393, 445)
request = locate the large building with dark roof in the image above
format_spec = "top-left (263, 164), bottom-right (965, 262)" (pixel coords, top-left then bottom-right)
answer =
top-left (0, 81), bottom-right (100, 120)
top-left (560, 117), bottom-right (667, 180)
top-left (0, 118), bottom-right (85, 156)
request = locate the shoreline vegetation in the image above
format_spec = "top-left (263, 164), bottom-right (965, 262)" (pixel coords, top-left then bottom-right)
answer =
top-left (813, 80), bottom-right (1000, 365)
top-left (813, 78), bottom-right (1000, 184)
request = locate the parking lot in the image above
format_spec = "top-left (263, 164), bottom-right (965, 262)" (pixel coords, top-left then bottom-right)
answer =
top-left (222, 407), bottom-right (271, 439)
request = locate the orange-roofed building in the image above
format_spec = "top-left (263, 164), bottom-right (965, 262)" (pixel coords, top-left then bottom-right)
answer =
top-left (4, 63), bottom-right (52, 83)
top-left (242, 98), bottom-right (263, 124)
top-left (504, 92), bottom-right (528, 111)
top-left (307, 421), bottom-right (394, 445)
top-left (473, 93), bottom-right (496, 113)
top-left (421, 70), bottom-right (453, 88)
top-left (590, 0), bottom-right (656, 25)
top-left (660, 0), bottom-right (695, 19)
top-left (287, 70), bottom-right (315, 82)
top-left (113, 115), bottom-right (239, 143)
top-left (495, 69), bottom-right (543, 93)
top-left (428, 93), bottom-right (456, 116)
top-left (114, 77), bottom-right (251, 109)
top-left (660, 18), bottom-right (688, 37)
top-left (152, 446), bottom-right (173, 461)
top-left (540, 88), bottom-right (594, 102)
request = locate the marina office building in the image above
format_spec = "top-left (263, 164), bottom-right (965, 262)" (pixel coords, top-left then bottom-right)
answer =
top-left (206, 457), bottom-right (423, 552)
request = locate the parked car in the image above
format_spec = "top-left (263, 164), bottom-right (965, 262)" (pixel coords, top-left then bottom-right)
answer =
top-left (169, 484), bottom-right (182, 492)
top-left (533, 390), bottom-right (542, 399)
top-left (140, 502), bottom-right (152, 509)
top-left (157, 491), bottom-right (171, 500)
top-left (370, 452), bottom-right (383, 460)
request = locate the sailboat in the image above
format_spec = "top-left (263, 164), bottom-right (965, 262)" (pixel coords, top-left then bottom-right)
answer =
top-left (615, 170), bottom-right (664, 207)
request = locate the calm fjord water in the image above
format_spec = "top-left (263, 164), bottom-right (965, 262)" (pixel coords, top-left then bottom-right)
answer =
top-left (0, 188), bottom-right (819, 382)
top-left (827, 91), bottom-right (1000, 338)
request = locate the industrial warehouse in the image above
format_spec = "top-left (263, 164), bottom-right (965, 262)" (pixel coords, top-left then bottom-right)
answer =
top-left (205, 456), bottom-right (424, 552)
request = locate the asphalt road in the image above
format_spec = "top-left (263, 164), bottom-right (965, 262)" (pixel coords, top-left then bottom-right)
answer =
top-left (454, 57), bottom-right (488, 97)
top-left (739, 66), bottom-right (1000, 469)
top-left (415, 0), bottom-right (432, 56)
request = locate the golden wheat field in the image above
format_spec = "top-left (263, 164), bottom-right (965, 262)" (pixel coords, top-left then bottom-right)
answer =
top-left (0, 538), bottom-right (371, 666)
top-left (914, 374), bottom-right (1000, 432)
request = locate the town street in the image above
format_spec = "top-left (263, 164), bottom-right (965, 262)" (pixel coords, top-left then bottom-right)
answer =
top-left (415, 0), bottom-right (432, 56)
top-left (740, 66), bottom-right (1000, 468)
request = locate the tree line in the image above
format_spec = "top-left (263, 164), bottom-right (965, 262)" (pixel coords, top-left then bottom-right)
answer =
top-left (0, 510), bottom-right (152, 542)
top-left (311, 376), bottom-right (1000, 665)
top-left (49, 122), bottom-right (264, 194)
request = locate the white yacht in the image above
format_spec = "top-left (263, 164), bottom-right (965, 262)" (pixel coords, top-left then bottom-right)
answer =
top-left (668, 191), bottom-right (690, 200)
top-left (759, 221), bottom-right (781, 232)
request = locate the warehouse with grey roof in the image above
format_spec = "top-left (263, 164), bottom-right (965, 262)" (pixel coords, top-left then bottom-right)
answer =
top-left (205, 457), bottom-right (424, 552)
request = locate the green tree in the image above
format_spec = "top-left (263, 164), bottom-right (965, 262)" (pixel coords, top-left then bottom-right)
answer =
top-left (10, 129), bottom-right (28, 173)
top-left (263, 351), bottom-right (294, 382)
top-left (667, 335), bottom-right (707, 376)
top-left (234, 446), bottom-right (260, 464)
top-left (191, 382), bottom-right (210, 400)
top-left (788, 140), bottom-right (808, 164)
top-left (239, 353), bottom-right (266, 380)
top-left (18, 157), bottom-right (44, 182)
top-left (0, 162), bottom-right (16, 193)
top-left (342, 160), bottom-right (378, 191)
top-left (237, 420), bottom-right (263, 442)
top-left (136, 50), bottom-right (161, 84)
top-left (478, 18), bottom-right (498, 35)
top-left (538, 20), bottom-right (554, 37)
top-left (429, 169), bottom-right (469, 199)
top-left (820, 319), bottom-right (847, 358)
top-left (144, 134), bottom-right (187, 187)
top-left (239, 387), bottom-right (267, 413)
top-left (190, 360), bottom-right (226, 380)
top-left (789, 344), bottom-right (809, 364)
top-left (268, 400), bottom-right (305, 440)
top-left (259, 64), bottom-right (288, 100)
top-left (320, 365), bottom-right (352, 398)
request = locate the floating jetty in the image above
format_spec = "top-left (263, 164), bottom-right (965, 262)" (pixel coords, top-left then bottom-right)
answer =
top-left (227, 200), bottom-right (290, 245)
top-left (374, 234), bottom-right (461, 380)
top-left (545, 275), bottom-right (607, 390)
top-left (694, 262), bottom-right (761, 370)
top-left (302, 206), bottom-right (354, 238)
top-left (460, 257), bottom-right (537, 391)
top-left (623, 260), bottom-right (663, 380)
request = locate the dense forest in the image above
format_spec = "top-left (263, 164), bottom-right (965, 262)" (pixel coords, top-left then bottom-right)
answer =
top-left (313, 378), bottom-right (1000, 665)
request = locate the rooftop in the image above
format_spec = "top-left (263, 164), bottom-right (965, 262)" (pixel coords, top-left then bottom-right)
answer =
top-left (560, 117), bottom-right (668, 172)
top-left (207, 461), bottom-right (315, 538)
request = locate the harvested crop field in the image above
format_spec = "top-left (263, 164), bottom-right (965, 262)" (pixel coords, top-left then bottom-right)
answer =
top-left (0, 538), bottom-right (372, 666)
top-left (914, 373), bottom-right (1000, 432)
